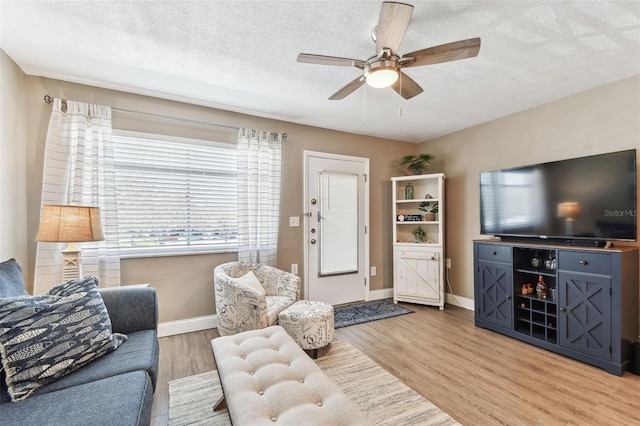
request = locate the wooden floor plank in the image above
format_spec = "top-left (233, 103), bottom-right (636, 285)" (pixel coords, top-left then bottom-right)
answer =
top-left (151, 303), bottom-right (640, 425)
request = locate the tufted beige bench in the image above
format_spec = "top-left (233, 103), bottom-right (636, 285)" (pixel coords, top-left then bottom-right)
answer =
top-left (210, 325), bottom-right (368, 425)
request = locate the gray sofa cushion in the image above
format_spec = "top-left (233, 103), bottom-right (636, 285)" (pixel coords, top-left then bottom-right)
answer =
top-left (0, 259), bottom-right (28, 298)
top-left (32, 329), bottom-right (159, 395)
top-left (1, 370), bottom-right (153, 426)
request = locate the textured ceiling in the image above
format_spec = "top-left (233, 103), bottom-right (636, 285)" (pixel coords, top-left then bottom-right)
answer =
top-left (1, 1), bottom-right (639, 142)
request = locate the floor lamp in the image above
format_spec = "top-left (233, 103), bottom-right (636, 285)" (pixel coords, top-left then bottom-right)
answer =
top-left (36, 205), bottom-right (105, 281)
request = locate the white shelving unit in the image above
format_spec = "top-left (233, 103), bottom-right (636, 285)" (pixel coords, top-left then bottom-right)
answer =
top-left (391, 173), bottom-right (445, 309)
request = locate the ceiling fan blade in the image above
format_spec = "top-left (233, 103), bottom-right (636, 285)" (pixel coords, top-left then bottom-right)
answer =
top-left (391, 72), bottom-right (424, 100)
top-left (403, 38), bottom-right (481, 68)
top-left (297, 53), bottom-right (366, 68)
top-left (376, 2), bottom-right (414, 55)
top-left (329, 77), bottom-right (365, 100)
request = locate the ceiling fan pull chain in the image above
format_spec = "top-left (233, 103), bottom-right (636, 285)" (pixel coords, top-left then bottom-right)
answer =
top-left (398, 73), bottom-right (403, 117)
top-left (363, 85), bottom-right (367, 124)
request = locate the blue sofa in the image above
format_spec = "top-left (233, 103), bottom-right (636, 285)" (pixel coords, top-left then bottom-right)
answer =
top-left (0, 259), bottom-right (159, 426)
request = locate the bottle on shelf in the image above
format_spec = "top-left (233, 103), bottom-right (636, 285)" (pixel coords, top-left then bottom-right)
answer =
top-left (536, 275), bottom-right (547, 299)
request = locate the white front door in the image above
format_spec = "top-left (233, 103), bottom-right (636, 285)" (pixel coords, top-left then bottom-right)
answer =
top-left (304, 151), bottom-right (369, 305)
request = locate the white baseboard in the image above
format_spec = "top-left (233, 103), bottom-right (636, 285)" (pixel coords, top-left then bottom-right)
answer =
top-left (446, 293), bottom-right (474, 310)
top-left (158, 292), bottom-right (474, 337)
top-left (158, 315), bottom-right (218, 337)
top-left (371, 287), bottom-right (474, 311)
top-left (368, 288), bottom-right (394, 300)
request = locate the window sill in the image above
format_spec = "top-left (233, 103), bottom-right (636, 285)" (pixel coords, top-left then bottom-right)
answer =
top-left (119, 248), bottom-right (238, 259)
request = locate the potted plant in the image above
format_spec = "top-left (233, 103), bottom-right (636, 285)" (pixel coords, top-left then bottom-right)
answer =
top-left (419, 201), bottom-right (438, 221)
top-left (411, 226), bottom-right (426, 243)
top-left (401, 154), bottom-right (434, 175)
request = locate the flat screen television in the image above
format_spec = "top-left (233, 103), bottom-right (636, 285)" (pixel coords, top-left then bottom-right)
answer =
top-left (479, 149), bottom-right (637, 245)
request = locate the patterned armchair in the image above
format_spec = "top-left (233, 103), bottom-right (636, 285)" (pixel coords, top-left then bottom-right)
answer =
top-left (214, 262), bottom-right (301, 336)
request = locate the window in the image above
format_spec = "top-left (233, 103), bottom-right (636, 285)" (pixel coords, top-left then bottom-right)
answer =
top-left (112, 131), bottom-right (238, 256)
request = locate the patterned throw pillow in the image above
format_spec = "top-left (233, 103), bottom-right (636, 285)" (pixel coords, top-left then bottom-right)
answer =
top-left (0, 276), bottom-right (126, 401)
top-left (236, 271), bottom-right (266, 296)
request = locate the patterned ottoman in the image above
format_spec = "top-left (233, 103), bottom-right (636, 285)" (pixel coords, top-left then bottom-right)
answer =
top-left (278, 300), bottom-right (334, 358)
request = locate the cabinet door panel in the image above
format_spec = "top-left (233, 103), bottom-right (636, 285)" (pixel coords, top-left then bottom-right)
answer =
top-left (558, 272), bottom-right (611, 360)
top-left (477, 260), bottom-right (512, 329)
top-left (395, 249), bottom-right (440, 300)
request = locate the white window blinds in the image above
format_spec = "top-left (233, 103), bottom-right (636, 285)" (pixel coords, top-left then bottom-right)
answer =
top-left (111, 131), bottom-right (238, 256)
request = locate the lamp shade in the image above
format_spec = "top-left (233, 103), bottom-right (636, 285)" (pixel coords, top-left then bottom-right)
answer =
top-left (36, 205), bottom-right (105, 242)
top-left (557, 202), bottom-right (581, 219)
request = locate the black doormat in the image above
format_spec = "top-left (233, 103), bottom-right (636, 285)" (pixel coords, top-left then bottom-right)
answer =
top-left (334, 299), bottom-right (414, 329)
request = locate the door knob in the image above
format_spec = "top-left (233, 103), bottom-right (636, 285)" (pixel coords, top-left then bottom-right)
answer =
top-left (559, 307), bottom-right (566, 312)
top-left (310, 239), bottom-right (316, 244)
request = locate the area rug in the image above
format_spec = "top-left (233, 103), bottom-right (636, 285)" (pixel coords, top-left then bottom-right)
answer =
top-left (168, 340), bottom-right (458, 426)
top-left (333, 299), bottom-right (414, 328)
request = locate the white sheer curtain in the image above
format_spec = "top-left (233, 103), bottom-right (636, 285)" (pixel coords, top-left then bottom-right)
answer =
top-left (34, 99), bottom-right (121, 294)
top-left (236, 129), bottom-right (282, 265)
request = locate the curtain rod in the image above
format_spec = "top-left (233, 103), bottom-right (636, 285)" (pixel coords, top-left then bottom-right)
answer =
top-left (43, 95), bottom-right (287, 139)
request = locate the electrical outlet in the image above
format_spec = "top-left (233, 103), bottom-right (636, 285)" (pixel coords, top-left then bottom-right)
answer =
top-left (446, 258), bottom-right (452, 269)
top-left (371, 266), bottom-right (377, 276)
top-left (291, 264), bottom-right (298, 275)
top-left (289, 216), bottom-right (300, 227)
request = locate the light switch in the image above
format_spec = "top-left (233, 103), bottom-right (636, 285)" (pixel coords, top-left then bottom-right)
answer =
top-left (289, 216), bottom-right (300, 227)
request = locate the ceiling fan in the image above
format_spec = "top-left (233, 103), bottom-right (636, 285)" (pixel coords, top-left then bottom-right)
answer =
top-left (297, 1), bottom-right (481, 100)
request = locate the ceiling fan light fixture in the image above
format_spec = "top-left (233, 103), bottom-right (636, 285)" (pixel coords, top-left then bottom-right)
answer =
top-left (365, 61), bottom-right (399, 88)
top-left (366, 69), bottom-right (398, 88)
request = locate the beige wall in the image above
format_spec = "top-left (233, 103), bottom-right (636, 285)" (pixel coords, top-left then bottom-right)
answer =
top-left (0, 51), bottom-right (28, 273)
top-left (24, 76), bottom-right (417, 322)
top-left (419, 75), bottom-right (640, 300)
top-left (11, 65), bottom-right (638, 322)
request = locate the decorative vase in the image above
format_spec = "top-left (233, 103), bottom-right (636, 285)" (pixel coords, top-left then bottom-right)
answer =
top-left (425, 212), bottom-right (436, 221)
top-left (405, 183), bottom-right (413, 200)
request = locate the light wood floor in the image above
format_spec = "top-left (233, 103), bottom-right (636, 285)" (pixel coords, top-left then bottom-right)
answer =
top-left (150, 304), bottom-right (640, 425)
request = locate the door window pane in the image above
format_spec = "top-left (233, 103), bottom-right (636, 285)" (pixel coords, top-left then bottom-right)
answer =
top-left (318, 172), bottom-right (358, 276)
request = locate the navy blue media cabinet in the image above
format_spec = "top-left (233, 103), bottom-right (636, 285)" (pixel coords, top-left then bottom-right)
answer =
top-left (474, 239), bottom-right (639, 376)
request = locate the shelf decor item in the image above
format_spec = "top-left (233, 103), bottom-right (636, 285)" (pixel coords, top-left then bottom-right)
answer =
top-left (405, 183), bottom-right (414, 200)
top-left (401, 154), bottom-right (434, 175)
top-left (398, 214), bottom-right (422, 222)
top-left (536, 275), bottom-right (547, 299)
top-left (545, 253), bottom-right (556, 270)
top-left (411, 226), bottom-right (426, 243)
top-left (419, 201), bottom-right (438, 221)
top-left (531, 251), bottom-right (541, 268)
